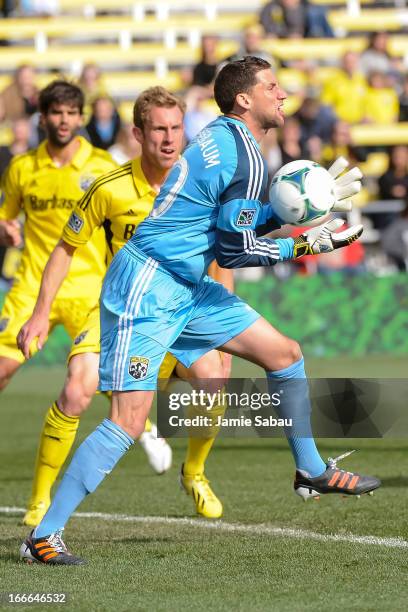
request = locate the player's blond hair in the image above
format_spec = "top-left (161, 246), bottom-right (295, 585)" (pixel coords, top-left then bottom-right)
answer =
top-left (133, 86), bottom-right (186, 130)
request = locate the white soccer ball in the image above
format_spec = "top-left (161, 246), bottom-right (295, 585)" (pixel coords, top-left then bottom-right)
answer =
top-left (270, 160), bottom-right (336, 226)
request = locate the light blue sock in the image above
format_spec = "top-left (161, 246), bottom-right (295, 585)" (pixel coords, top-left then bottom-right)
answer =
top-left (35, 419), bottom-right (134, 537)
top-left (266, 357), bottom-right (326, 477)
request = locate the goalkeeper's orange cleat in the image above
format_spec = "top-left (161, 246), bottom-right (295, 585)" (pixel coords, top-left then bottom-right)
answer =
top-left (20, 529), bottom-right (85, 565)
top-left (294, 451), bottom-right (381, 501)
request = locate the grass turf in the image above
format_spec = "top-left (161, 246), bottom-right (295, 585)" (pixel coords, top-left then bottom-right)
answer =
top-left (0, 357), bottom-right (407, 611)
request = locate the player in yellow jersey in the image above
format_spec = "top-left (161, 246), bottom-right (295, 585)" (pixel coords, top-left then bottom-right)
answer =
top-left (0, 80), bottom-right (113, 385)
top-left (18, 87), bottom-right (233, 525)
top-left (0, 81), bottom-right (174, 524)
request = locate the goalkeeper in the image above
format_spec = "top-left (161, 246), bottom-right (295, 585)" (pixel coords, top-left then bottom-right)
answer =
top-left (21, 57), bottom-right (380, 566)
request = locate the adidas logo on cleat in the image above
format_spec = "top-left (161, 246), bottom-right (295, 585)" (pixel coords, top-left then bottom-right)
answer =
top-left (294, 451), bottom-right (381, 501)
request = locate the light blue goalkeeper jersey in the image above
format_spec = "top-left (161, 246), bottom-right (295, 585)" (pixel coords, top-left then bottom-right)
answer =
top-left (131, 115), bottom-right (290, 283)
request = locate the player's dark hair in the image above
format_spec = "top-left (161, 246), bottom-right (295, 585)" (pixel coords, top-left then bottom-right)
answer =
top-left (39, 80), bottom-right (85, 115)
top-left (133, 86), bottom-right (186, 130)
top-left (214, 56), bottom-right (271, 114)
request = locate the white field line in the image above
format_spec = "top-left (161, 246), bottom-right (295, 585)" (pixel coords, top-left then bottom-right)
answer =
top-left (1, 506), bottom-right (407, 549)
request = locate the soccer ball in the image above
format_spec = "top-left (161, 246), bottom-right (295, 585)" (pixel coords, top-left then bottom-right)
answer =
top-left (269, 160), bottom-right (336, 226)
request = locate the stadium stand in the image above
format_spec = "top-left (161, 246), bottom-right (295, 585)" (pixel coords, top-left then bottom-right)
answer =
top-left (0, 0), bottom-right (407, 275)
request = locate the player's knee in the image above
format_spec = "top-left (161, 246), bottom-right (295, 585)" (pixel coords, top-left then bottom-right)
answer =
top-left (290, 340), bottom-right (302, 363)
top-left (59, 377), bottom-right (94, 416)
top-left (0, 359), bottom-right (19, 391)
top-left (184, 352), bottom-right (225, 396)
top-left (272, 339), bottom-right (302, 371)
top-left (192, 352), bottom-right (223, 379)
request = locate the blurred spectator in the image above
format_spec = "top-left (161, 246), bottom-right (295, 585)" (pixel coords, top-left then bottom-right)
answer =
top-left (320, 121), bottom-right (367, 168)
top-left (192, 35), bottom-right (218, 88)
top-left (399, 74), bottom-right (408, 122)
top-left (225, 25), bottom-right (277, 70)
top-left (184, 88), bottom-right (218, 142)
top-left (363, 71), bottom-right (399, 124)
top-left (360, 32), bottom-right (401, 84)
top-left (260, 0), bottom-right (333, 39)
top-left (262, 117), bottom-right (305, 180)
top-left (0, 118), bottom-right (31, 177)
top-left (381, 199), bottom-right (408, 270)
top-left (0, 65), bottom-right (38, 122)
top-left (86, 96), bottom-right (121, 150)
top-left (108, 123), bottom-right (141, 165)
top-left (294, 94), bottom-right (337, 150)
top-left (79, 63), bottom-right (106, 103)
top-left (378, 145), bottom-right (408, 202)
top-left (19, 0), bottom-right (59, 16)
top-left (261, 127), bottom-right (281, 177)
top-left (278, 116), bottom-right (305, 165)
top-left (321, 52), bottom-right (367, 124)
top-left (305, 0), bottom-right (334, 38)
top-left (1, 0), bottom-right (15, 17)
top-left (260, 0), bottom-right (306, 38)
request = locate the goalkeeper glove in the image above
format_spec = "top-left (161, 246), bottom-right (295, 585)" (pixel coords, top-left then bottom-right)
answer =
top-left (329, 156), bottom-right (363, 213)
top-left (293, 218), bottom-right (363, 258)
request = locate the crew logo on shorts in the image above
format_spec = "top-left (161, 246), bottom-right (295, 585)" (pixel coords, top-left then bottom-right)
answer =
top-left (0, 318), bottom-right (9, 332)
top-left (74, 330), bottom-right (88, 345)
top-left (129, 356), bottom-right (150, 380)
top-left (236, 209), bottom-right (255, 227)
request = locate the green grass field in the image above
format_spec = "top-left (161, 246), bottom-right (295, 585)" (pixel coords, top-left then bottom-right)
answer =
top-left (1, 357), bottom-right (408, 612)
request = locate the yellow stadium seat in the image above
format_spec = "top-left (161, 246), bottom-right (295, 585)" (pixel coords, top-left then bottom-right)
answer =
top-left (0, 15), bottom-right (254, 43)
top-left (263, 38), bottom-right (366, 61)
top-left (277, 68), bottom-right (307, 94)
top-left (0, 125), bottom-right (13, 147)
top-left (283, 95), bottom-right (303, 117)
top-left (118, 101), bottom-right (136, 123)
top-left (359, 153), bottom-right (390, 179)
top-left (309, 66), bottom-right (343, 87)
top-left (102, 72), bottom-right (183, 96)
top-left (329, 9), bottom-right (408, 33)
top-left (351, 123), bottom-right (408, 147)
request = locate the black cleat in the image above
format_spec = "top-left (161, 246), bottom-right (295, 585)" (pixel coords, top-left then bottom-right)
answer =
top-left (20, 529), bottom-right (85, 565)
top-left (294, 450), bottom-right (381, 501)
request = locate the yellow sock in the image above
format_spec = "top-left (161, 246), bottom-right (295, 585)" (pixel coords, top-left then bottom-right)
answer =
top-left (28, 402), bottom-right (79, 507)
top-left (102, 391), bottom-right (152, 433)
top-left (184, 400), bottom-right (226, 476)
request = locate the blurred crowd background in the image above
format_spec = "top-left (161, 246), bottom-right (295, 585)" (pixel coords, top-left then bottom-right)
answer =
top-left (0, 0), bottom-right (408, 286)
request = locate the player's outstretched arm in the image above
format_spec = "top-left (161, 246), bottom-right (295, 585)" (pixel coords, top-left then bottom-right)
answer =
top-left (215, 197), bottom-right (363, 269)
top-left (0, 219), bottom-right (22, 247)
top-left (215, 198), bottom-right (293, 268)
top-left (17, 240), bottom-right (77, 359)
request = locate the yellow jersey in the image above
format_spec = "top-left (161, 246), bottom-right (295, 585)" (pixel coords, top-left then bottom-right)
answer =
top-left (322, 72), bottom-right (367, 124)
top-left (62, 157), bottom-right (157, 262)
top-left (364, 87), bottom-right (399, 124)
top-left (0, 136), bottom-right (116, 298)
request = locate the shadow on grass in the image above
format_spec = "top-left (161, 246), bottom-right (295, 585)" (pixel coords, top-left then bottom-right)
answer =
top-left (380, 476), bottom-right (408, 488)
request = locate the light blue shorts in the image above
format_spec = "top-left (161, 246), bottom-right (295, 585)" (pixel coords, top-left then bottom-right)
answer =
top-left (99, 244), bottom-right (260, 390)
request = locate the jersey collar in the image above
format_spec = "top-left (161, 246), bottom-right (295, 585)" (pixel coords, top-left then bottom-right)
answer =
top-left (36, 136), bottom-right (92, 170)
top-left (131, 156), bottom-right (157, 198)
